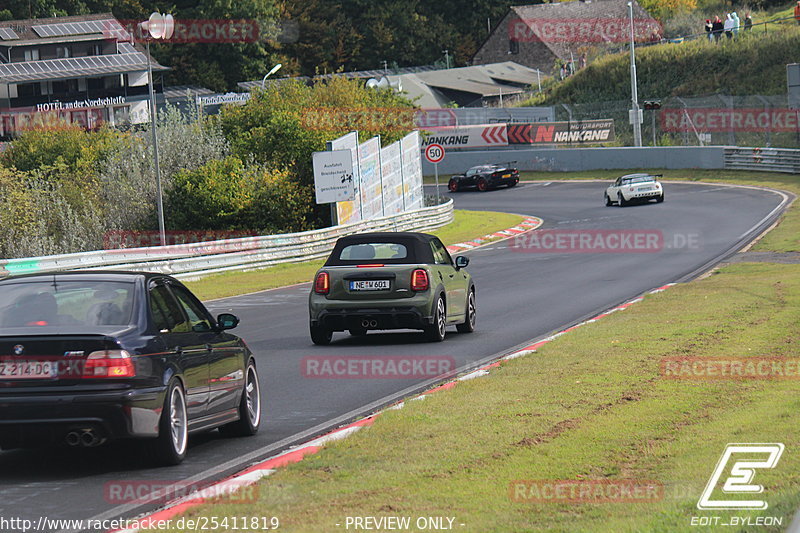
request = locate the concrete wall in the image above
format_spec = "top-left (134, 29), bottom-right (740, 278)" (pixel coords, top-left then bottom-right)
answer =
top-left (421, 146), bottom-right (727, 175)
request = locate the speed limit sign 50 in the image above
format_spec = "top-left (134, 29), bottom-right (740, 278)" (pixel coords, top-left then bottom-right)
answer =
top-left (425, 143), bottom-right (446, 164)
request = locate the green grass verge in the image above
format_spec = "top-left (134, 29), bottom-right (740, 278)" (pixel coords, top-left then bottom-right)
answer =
top-left (145, 170), bottom-right (800, 532)
top-left (184, 209), bottom-right (524, 300)
top-left (148, 265), bottom-right (800, 533)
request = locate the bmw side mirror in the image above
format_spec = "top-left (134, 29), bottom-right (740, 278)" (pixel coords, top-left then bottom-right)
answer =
top-left (455, 256), bottom-right (469, 269)
top-left (217, 313), bottom-right (239, 330)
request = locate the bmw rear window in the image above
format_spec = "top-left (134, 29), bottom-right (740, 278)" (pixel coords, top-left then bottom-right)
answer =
top-left (0, 280), bottom-right (135, 327)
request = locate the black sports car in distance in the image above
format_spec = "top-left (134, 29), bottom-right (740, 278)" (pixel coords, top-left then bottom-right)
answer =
top-left (448, 164), bottom-right (519, 192)
top-left (0, 271), bottom-right (261, 465)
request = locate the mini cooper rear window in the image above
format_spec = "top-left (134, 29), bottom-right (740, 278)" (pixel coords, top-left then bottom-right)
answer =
top-left (0, 281), bottom-right (135, 327)
top-left (339, 243), bottom-right (409, 261)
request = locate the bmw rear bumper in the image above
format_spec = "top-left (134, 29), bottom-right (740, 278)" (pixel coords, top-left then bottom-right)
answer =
top-left (0, 386), bottom-right (166, 448)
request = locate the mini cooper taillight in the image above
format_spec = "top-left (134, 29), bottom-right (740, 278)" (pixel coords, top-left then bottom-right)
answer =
top-left (411, 269), bottom-right (429, 292)
top-left (83, 350), bottom-right (135, 378)
top-left (314, 272), bottom-right (330, 294)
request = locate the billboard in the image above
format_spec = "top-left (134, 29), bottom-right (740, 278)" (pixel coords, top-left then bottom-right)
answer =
top-left (400, 131), bottom-right (423, 212)
top-left (329, 131), bottom-right (361, 225)
top-left (358, 136), bottom-right (383, 220)
top-left (507, 120), bottom-right (615, 144)
top-left (380, 141), bottom-right (404, 215)
top-left (326, 130), bottom-right (424, 225)
top-left (420, 124), bottom-right (508, 149)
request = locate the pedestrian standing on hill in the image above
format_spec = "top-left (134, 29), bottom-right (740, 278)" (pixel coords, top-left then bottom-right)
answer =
top-left (723, 13), bottom-right (734, 39)
top-left (560, 62), bottom-right (567, 80)
top-left (712, 16), bottom-right (724, 42)
top-left (795, 1), bottom-right (800, 25)
top-left (580, 53), bottom-right (587, 69)
top-left (731, 12), bottom-right (740, 37)
top-left (705, 19), bottom-right (713, 41)
top-left (744, 13), bottom-right (753, 31)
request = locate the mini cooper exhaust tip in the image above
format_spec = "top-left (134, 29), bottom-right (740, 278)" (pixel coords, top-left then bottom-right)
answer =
top-left (360, 319), bottom-right (379, 329)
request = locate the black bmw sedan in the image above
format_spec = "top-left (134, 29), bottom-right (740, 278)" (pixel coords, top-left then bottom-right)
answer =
top-left (0, 271), bottom-right (261, 465)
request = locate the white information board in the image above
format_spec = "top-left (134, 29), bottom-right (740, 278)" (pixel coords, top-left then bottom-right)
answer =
top-left (329, 131), bottom-right (361, 225)
top-left (312, 150), bottom-right (355, 204)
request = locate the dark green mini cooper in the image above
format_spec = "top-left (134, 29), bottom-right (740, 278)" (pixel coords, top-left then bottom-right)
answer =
top-left (308, 232), bottom-right (476, 345)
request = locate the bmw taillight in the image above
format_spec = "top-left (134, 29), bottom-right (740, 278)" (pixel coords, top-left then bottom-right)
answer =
top-left (411, 269), bottom-right (429, 292)
top-left (314, 272), bottom-right (330, 294)
top-left (83, 350), bottom-right (135, 378)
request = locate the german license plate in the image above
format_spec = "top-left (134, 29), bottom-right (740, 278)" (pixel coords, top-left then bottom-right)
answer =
top-left (638, 186), bottom-right (653, 191)
top-left (0, 360), bottom-right (56, 379)
top-left (350, 280), bottom-right (390, 291)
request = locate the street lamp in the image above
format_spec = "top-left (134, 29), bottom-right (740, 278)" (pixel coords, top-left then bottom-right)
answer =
top-left (627, 2), bottom-right (643, 147)
top-left (261, 63), bottom-right (282, 89)
top-left (139, 12), bottom-right (174, 246)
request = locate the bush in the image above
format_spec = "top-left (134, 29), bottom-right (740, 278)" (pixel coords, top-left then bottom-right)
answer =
top-left (217, 76), bottom-right (416, 227)
top-left (169, 156), bottom-right (312, 233)
top-left (0, 167), bottom-right (105, 258)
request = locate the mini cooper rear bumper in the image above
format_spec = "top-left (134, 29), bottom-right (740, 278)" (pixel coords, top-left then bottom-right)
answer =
top-left (313, 307), bottom-right (434, 331)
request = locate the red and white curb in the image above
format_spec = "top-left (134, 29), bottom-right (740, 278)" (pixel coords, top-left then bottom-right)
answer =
top-left (114, 281), bottom-right (675, 532)
top-left (445, 216), bottom-right (542, 254)
top-left (116, 218), bottom-right (675, 533)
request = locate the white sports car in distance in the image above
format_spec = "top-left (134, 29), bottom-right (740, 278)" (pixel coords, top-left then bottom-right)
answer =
top-left (605, 173), bottom-right (664, 206)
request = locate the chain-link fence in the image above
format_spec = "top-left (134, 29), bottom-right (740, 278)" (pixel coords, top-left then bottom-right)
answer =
top-left (554, 94), bottom-right (800, 148)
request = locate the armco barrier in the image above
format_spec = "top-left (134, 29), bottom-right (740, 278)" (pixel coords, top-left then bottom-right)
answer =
top-left (724, 147), bottom-right (800, 173)
top-left (421, 146), bottom-right (727, 174)
top-left (0, 200), bottom-right (454, 280)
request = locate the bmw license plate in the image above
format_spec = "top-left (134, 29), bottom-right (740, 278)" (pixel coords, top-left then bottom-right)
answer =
top-left (350, 280), bottom-right (390, 291)
top-left (0, 360), bottom-right (56, 379)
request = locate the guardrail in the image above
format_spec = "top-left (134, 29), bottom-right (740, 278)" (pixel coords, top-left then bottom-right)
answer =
top-left (724, 147), bottom-right (800, 173)
top-left (0, 199), bottom-right (454, 280)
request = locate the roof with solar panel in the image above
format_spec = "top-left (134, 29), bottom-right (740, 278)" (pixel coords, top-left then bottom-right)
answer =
top-left (0, 13), bottom-right (166, 83)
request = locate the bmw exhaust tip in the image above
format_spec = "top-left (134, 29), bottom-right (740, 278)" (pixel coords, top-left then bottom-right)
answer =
top-left (65, 431), bottom-right (81, 447)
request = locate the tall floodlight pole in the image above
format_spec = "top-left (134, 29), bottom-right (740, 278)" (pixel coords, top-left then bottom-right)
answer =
top-left (141, 12), bottom-right (174, 246)
top-left (628, 2), bottom-right (642, 147)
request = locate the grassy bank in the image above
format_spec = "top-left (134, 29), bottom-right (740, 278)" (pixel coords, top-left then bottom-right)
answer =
top-left (185, 209), bottom-right (524, 300)
top-left (523, 26), bottom-right (800, 105)
top-left (169, 263), bottom-right (800, 532)
top-left (144, 170), bottom-right (800, 532)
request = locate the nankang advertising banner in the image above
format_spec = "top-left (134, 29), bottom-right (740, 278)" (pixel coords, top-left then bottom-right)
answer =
top-left (420, 124), bottom-right (508, 149)
top-left (507, 120), bottom-right (615, 145)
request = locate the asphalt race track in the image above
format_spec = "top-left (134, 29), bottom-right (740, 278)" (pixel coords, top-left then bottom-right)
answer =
top-left (0, 180), bottom-right (789, 532)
